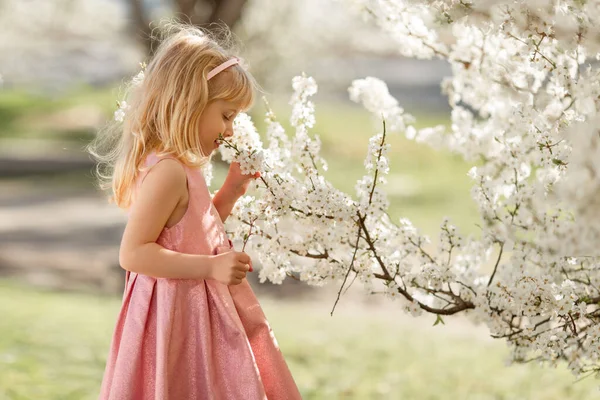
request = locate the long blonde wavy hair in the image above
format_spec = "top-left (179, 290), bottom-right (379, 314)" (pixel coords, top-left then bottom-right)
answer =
top-left (87, 23), bottom-right (256, 209)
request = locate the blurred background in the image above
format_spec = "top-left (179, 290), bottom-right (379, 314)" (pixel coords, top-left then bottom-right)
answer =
top-left (0, 0), bottom-right (597, 399)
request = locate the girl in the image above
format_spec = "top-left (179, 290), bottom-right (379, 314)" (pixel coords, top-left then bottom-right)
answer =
top-left (89, 24), bottom-right (302, 400)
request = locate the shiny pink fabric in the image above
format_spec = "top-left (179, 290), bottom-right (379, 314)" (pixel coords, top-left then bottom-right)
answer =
top-left (99, 154), bottom-right (301, 400)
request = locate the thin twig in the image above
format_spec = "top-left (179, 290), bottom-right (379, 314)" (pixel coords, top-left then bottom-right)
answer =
top-left (331, 223), bottom-right (363, 316)
top-left (241, 218), bottom-right (255, 252)
top-left (488, 242), bottom-right (504, 287)
top-left (368, 119), bottom-right (387, 206)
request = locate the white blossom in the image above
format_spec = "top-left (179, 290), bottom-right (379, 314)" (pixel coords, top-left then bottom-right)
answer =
top-left (349, 76), bottom-right (415, 133)
top-left (114, 101), bottom-right (129, 122)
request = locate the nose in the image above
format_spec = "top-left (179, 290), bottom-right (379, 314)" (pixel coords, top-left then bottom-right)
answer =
top-left (222, 128), bottom-right (234, 138)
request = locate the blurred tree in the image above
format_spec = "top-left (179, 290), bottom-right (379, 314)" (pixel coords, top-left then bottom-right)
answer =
top-left (0, 0), bottom-right (392, 92)
top-left (129, 0), bottom-right (249, 55)
top-left (126, 0), bottom-right (393, 91)
top-left (0, 0), bottom-right (138, 88)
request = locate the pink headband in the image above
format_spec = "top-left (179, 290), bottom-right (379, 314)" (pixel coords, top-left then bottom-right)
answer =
top-left (207, 57), bottom-right (240, 80)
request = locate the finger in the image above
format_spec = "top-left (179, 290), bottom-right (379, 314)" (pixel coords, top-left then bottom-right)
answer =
top-left (235, 271), bottom-right (246, 279)
top-left (237, 252), bottom-right (251, 263)
top-left (234, 262), bottom-right (245, 270)
top-left (254, 172), bottom-right (261, 179)
top-left (235, 263), bottom-right (250, 272)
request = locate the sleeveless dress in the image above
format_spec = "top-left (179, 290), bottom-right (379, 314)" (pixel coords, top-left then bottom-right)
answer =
top-left (99, 153), bottom-right (301, 400)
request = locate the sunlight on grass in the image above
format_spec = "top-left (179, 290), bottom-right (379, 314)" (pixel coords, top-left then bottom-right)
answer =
top-left (0, 86), bottom-right (115, 141)
top-left (1, 280), bottom-right (598, 400)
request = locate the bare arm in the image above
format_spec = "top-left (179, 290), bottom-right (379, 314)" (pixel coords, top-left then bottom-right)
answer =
top-left (212, 185), bottom-right (239, 223)
top-left (212, 162), bottom-right (260, 223)
top-left (119, 159), bottom-right (214, 279)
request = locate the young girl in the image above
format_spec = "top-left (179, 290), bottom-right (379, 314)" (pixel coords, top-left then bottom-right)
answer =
top-left (89, 24), bottom-right (302, 400)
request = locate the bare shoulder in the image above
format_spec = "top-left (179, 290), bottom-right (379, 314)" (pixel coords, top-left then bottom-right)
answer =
top-left (140, 158), bottom-right (187, 196)
top-left (123, 158), bottom-right (188, 247)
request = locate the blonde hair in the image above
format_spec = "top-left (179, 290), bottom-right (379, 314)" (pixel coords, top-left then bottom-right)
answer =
top-left (87, 23), bottom-right (256, 209)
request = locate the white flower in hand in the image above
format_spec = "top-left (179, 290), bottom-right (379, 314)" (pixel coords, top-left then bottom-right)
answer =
top-left (235, 149), bottom-right (265, 176)
top-left (223, 161), bottom-right (261, 198)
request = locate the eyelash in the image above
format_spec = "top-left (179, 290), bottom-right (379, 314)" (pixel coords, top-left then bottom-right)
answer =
top-left (223, 114), bottom-right (233, 121)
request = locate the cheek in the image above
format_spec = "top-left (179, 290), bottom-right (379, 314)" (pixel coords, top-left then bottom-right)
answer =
top-left (199, 118), bottom-right (224, 139)
top-left (209, 115), bottom-right (225, 132)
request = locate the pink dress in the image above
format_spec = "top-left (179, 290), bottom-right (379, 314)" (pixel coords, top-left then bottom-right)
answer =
top-left (99, 154), bottom-right (301, 400)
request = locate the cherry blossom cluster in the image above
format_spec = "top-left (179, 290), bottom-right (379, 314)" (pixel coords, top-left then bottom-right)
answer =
top-left (218, 0), bottom-right (600, 377)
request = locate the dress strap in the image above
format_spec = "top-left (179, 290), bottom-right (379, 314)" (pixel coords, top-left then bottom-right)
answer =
top-left (143, 152), bottom-right (179, 169)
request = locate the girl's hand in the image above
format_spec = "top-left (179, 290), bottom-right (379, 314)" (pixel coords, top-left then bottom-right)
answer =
top-left (209, 250), bottom-right (252, 285)
top-left (222, 162), bottom-right (261, 199)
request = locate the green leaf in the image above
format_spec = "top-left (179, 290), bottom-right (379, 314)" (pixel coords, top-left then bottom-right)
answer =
top-left (433, 315), bottom-right (445, 326)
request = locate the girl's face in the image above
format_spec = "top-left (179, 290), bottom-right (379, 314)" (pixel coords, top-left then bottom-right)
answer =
top-left (198, 99), bottom-right (240, 156)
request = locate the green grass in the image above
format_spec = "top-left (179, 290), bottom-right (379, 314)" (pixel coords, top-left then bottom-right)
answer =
top-left (0, 85), bottom-right (116, 141)
top-left (1, 280), bottom-right (599, 400)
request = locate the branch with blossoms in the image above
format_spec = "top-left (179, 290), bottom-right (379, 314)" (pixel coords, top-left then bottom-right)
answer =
top-left (221, 109), bottom-right (473, 316)
top-left (218, 75), bottom-right (480, 322)
top-left (333, 0), bottom-right (600, 377)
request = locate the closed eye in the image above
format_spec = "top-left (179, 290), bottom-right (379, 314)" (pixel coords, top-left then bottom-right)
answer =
top-left (223, 114), bottom-right (230, 121)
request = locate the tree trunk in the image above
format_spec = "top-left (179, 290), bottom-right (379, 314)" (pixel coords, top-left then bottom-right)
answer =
top-left (130, 0), bottom-right (249, 56)
top-left (128, 0), bottom-right (156, 55)
top-left (206, 0), bottom-right (248, 30)
top-left (175, 0), bottom-right (249, 37)
top-left (175, 0), bottom-right (199, 18)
